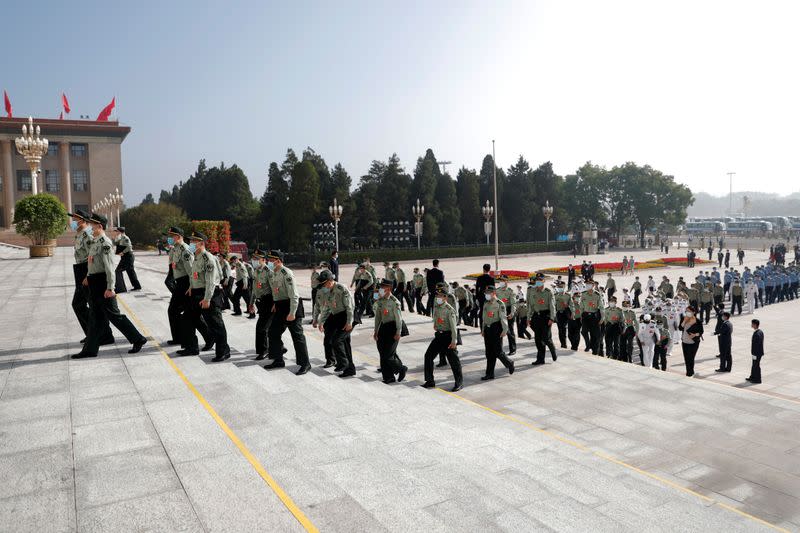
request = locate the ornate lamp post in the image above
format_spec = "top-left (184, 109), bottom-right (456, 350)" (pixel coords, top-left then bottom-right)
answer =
top-left (15, 117), bottom-right (49, 195)
top-left (481, 200), bottom-right (494, 245)
top-left (109, 188), bottom-right (123, 227)
top-left (412, 198), bottom-right (425, 250)
top-left (542, 200), bottom-right (554, 247)
top-left (328, 198), bottom-right (343, 251)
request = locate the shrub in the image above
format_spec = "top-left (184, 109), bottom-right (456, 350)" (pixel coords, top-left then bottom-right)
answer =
top-left (191, 220), bottom-right (231, 254)
top-left (119, 203), bottom-right (190, 247)
top-left (13, 193), bottom-right (69, 245)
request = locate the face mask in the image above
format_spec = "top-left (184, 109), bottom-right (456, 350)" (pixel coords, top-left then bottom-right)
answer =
top-left (321, 286), bottom-right (330, 294)
top-left (188, 243), bottom-right (197, 253)
top-left (609, 303), bottom-right (616, 308)
top-left (685, 311), bottom-right (693, 317)
top-left (251, 260), bottom-right (258, 268)
top-left (84, 226), bottom-right (94, 235)
top-left (70, 220), bottom-right (79, 231)
top-left (534, 281), bottom-right (543, 288)
top-left (485, 294), bottom-right (493, 301)
top-left (267, 262), bottom-right (275, 272)
top-left (436, 297), bottom-right (444, 305)
top-left (167, 237), bottom-right (175, 246)
top-left (372, 292), bottom-right (379, 301)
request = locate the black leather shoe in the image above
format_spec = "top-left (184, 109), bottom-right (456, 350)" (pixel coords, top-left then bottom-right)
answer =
top-left (422, 381), bottom-right (436, 389)
top-left (248, 314), bottom-right (256, 319)
top-left (333, 366), bottom-right (345, 372)
top-left (509, 361), bottom-right (515, 375)
top-left (166, 340), bottom-right (180, 346)
top-left (480, 375), bottom-right (494, 381)
top-left (532, 360), bottom-right (545, 366)
top-left (323, 362), bottom-right (334, 368)
top-left (552, 352), bottom-right (558, 361)
top-left (508, 350), bottom-right (516, 356)
top-left (71, 352), bottom-right (97, 359)
top-left (99, 339), bottom-right (115, 346)
top-left (296, 365), bottom-right (311, 376)
top-left (79, 337), bottom-right (86, 344)
top-left (232, 312), bottom-right (242, 316)
top-left (714, 368), bottom-right (725, 372)
top-left (176, 349), bottom-right (199, 356)
top-left (451, 383), bottom-right (463, 392)
top-left (584, 347), bottom-right (590, 352)
top-left (254, 353), bottom-right (267, 361)
top-left (382, 378), bottom-right (396, 384)
top-left (264, 360), bottom-right (285, 369)
top-left (397, 366), bottom-right (407, 382)
top-left (128, 339), bottom-right (146, 354)
top-left (211, 353), bottom-right (231, 362)
top-left (340, 369), bottom-right (356, 377)
top-left (201, 343), bottom-right (215, 352)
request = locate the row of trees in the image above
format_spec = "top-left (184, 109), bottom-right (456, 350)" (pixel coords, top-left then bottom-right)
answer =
top-left (137, 148), bottom-right (693, 250)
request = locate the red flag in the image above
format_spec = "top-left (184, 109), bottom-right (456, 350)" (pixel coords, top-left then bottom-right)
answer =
top-left (96, 97), bottom-right (115, 121)
top-left (3, 90), bottom-right (11, 118)
top-left (62, 93), bottom-right (70, 114)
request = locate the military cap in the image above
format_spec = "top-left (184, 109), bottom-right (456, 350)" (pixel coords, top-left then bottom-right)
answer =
top-left (167, 226), bottom-right (184, 237)
top-left (68, 209), bottom-right (91, 221)
top-left (267, 249), bottom-right (285, 261)
top-left (319, 261), bottom-right (329, 268)
top-left (88, 212), bottom-right (108, 227)
top-left (392, 261), bottom-right (399, 266)
top-left (435, 285), bottom-right (448, 295)
top-left (485, 285), bottom-right (497, 293)
top-left (114, 226), bottom-right (126, 233)
top-left (435, 281), bottom-right (449, 292)
top-left (251, 249), bottom-right (266, 258)
top-left (187, 231), bottom-right (207, 242)
top-left (318, 270), bottom-right (334, 283)
top-left (357, 263), bottom-right (366, 269)
top-left (379, 278), bottom-right (393, 287)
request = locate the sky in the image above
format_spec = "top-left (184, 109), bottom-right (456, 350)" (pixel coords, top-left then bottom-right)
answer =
top-left (3, 0), bottom-right (799, 204)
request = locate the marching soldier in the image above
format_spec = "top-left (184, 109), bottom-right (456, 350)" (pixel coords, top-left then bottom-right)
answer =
top-left (526, 274), bottom-right (557, 364)
top-left (312, 262), bottom-right (326, 314)
top-left (393, 262), bottom-right (410, 310)
top-left (659, 276), bottom-right (674, 299)
top-left (251, 249), bottom-right (274, 360)
top-left (351, 263), bottom-right (374, 322)
top-left (496, 275), bottom-right (517, 355)
top-left (481, 286), bottom-right (515, 380)
top-left (264, 250), bottom-right (311, 375)
top-left (244, 256), bottom-right (256, 318)
top-left (602, 296), bottom-right (624, 359)
top-left (112, 226), bottom-right (142, 293)
top-left (412, 267), bottom-right (426, 314)
top-left (166, 227), bottom-right (211, 350)
top-left (230, 255), bottom-right (249, 316)
top-left (517, 299), bottom-right (532, 339)
top-left (315, 270), bottom-right (356, 377)
top-left (631, 276), bottom-right (642, 308)
top-left (217, 253), bottom-right (233, 311)
top-left (384, 261), bottom-right (396, 288)
top-left (579, 284), bottom-right (603, 355)
top-left (71, 213), bottom-right (147, 359)
top-left (421, 285), bottom-right (463, 392)
top-left (454, 282), bottom-right (471, 325)
top-left (567, 291), bottom-right (583, 350)
top-left (620, 299), bottom-right (638, 362)
top-left (179, 231), bottom-right (230, 361)
top-left (554, 282), bottom-right (571, 349)
top-left (373, 279), bottom-right (408, 384)
top-left (605, 273), bottom-right (616, 300)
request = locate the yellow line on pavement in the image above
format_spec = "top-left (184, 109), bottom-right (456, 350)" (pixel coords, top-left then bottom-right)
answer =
top-left (118, 296), bottom-right (318, 533)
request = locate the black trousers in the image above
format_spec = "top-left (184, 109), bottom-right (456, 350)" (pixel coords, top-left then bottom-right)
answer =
top-left (518, 317), bottom-right (532, 339)
top-left (633, 290), bottom-right (641, 308)
top-left (531, 311), bottom-right (556, 363)
top-left (324, 312), bottom-right (354, 372)
top-left (654, 344), bottom-right (667, 370)
top-left (731, 296), bottom-right (742, 315)
top-left (581, 312), bottom-right (601, 354)
top-left (568, 318), bottom-right (582, 349)
top-left (168, 276), bottom-right (210, 347)
top-left (72, 263), bottom-right (112, 341)
top-left (483, 322), bottom-right (513, 378)
top-left (423, 331), bottom-right (462, 385)
top-left (506, 314), bottom-right (517, 353)
top-left (232, 280), bottom-right (246, 314)
top-left (425, 292), bottom-right (435, 316)
top-left (458, 300), bottom-right (469, 325)
top-left (555, 311), bottom-right (569, 348)
top-left (255, 295), bottom-right (274, 356)
top-left (267, 300), bottom-right (309, 367)
top-left (185, 288), bottom-right (229, 357)
top-left (621, 328), bottom-right (635, 362)
top-left (394, 286), bottom-right (407, 310)
top-left (749, 355), bottom-right (762, 383)
top-left (604, 323), bottom-right (621, 359)
top-left (719, 342), bottom-right (732, 372)
top-left (700, 302), bottom-right (712, 324)
top-left (376, 322), bottom-right (404, 382)
top-left (114, 253), bottom-right (141, 292)
top-left (682, 341), bottom-right (699, 376)
top-left (85, 274), bottom-right (145, 356)
top-left (414, 288), bottom-right (426, 314)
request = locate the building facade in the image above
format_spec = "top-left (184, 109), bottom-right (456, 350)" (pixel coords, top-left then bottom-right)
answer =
top-left (0, 117), bottom-right (130, 227)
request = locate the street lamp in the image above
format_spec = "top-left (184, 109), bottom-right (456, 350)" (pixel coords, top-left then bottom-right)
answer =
top-left (542, 200), bottom-right (554, 247)
top-left (15, 117), bottom-right (49, 195)
top-left (491, 140), bottom-right (499, 272)
top-left (481, 200), bottom-right (493, 245)
top-left (412, 198), bottom-right (425, 250)
top-left (328, 198), bottom-right (343, 251)
top-left (107, 188), bottom-right (124, 228)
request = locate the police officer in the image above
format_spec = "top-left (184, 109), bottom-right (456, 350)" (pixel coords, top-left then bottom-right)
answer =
top-left (72, 213), bottom-right (147, 359)
top-left (579, 284), bottom-right (603, 355)
top-left (731, 279), bottom-right (744, 315)
top-left (217, 253), bottom-right (233, 310)
top-left (496, 275), bottom-right (517, 356)
top-left (264, 250), bottom-right (311, 375)
top-left (421, 285), bottom-right (463, 392)
top-left (602, 297), bottom-right (624, 359)
top-left (527, 275), bottom-right (557, 364)
top-left (251, 249), bottom-right (274, 360)
top-left (112, 226), bottom-right (142, 293)
top-left (481, 286), bottom-right (515, 380)
top-left (373, 279), bottom-right (408, 384)
top-left (553, 282), bottom-right (571, 349)
top-left (244, 255), bottom-right (256, 318)
top-left (166, 227), bottom-right (211, 350)
top-left (180, 231), bottom-right (230, 361)
top-left (631, 276), bottom-right (642, 308)
top-left (315, 270), bottom-right (356, 377)
top-left (69, 209), bottom-right (113, 346)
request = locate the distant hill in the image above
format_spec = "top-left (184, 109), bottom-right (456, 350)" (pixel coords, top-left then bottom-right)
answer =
top-left (688, 191), bottom-right (800, 218)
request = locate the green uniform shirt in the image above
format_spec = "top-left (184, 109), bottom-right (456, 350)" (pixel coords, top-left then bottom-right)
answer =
top-left (318, 282), bottom-right (355, 326)
top-left (579, 291), bottom-right (603, 313)
top-left (712, 285), bottom-right (723, 298)
top-left (569, 298), bottom-right (582, 317)
top-left (606, 277), bottom-right (616, 291)
top-left (365, 264), bottom-right (378, 283)
top-left (482, 298), bottom-right (508, 333)
top-left (74, 230), bottom-right (92, 264)
top-left (170, 242), bottom-right (193, 279)
top-left (631, 281), bottom-right (642, 291)
top-left (516, 301), bottom-right (528, 319)
top-left (252, 265), bottom-right (271, 300)
top-left (554, 292), bottom-right (571, 313)
top-left (731, 284), bottom-right (743, 296)
top-left (622, 309), bottom-right (638, 331)
top-left (353, 270), bottom-right (374, 291)
top-left (685, 287), bottom-right (698, 301)
top-left (87, 234), bottom-right (116, 291)
top-left (496, 286), bottom-right (516, 318)
top-left (659, 281), bottom-right (674, 295)
top-left (234, 262), bottom-right (249, 289)
top-left (526, 286), bottom-right (556, 319)
top-left (114, 234), bottom-right (132, 254)
top-left (413, 273), bottom-right (425, 289)
top-left (433, 301), bottom-right (457, 333)
top-left (385, 266), bottom-right (396, 281)
top-left (269, 266), bottom-right (299, 315)
top-left (395, 267), bottom-right (406, 284)
top-left (603, 306), bottom-right (624, 324)
top-left (699, 288), bottom-right (713, 303)
top-left (454, 286), bottom-right (469, 302)
top-left (190, 249), bottom-right (222, 301)
top-left (374, 294), bottom-right (402, 333)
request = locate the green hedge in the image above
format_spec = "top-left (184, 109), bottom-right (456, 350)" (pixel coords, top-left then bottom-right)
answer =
top-left (291, 241), bottom-right (573, 266)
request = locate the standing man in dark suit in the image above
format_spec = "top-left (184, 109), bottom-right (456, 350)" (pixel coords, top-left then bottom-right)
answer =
top-left (329, 250), bottom-right (339, 281)
top-left (747, 319), bottom-right (764, 383)
top-left (474, 263), bottom-right (494, 327)
top-left (714, 312), bottom-right (733, 372)
top-left (567, 264), bottom-right (576, 289)
top-left (425, 259), bottom-right (444, 315)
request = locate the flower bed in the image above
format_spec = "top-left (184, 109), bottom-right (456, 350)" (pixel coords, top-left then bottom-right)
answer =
top-left (537, 257), bottom-right (712, 275)
top-left (648, 257), bottom-right (714, 266)
top-left (464, 269), bottom-right (531, 281)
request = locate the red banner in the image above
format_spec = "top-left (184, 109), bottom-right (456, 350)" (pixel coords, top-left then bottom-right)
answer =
top-left (3, 90), bottom-right (11, 118)
top-left (62, 93), bottom-right (71, 114)
top-left (96, 96), bottom-right (115, 121)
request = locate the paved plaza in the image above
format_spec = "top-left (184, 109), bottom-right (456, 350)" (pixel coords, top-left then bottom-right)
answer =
top-left (1, 246), bottom-right (799, 532)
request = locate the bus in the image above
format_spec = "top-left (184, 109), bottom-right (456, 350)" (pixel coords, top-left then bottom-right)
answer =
top-left (684, 221), bottom-right (726, 234)
top-left (739, 216), bottom-right (791, 232)
top-left (725, 220), bottom-right (773, 235)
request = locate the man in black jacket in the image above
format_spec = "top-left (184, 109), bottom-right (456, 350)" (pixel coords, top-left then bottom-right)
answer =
top-left (714, 311), bottom-right (733, 372)
top-left (425, 259), bottom-right (445, 315)
top-left (747, 319), bottom-right (764, 383)
top-left (474, 263), bottom-right (494, 326)
top-left (329, 250), bottom-right (339, 281)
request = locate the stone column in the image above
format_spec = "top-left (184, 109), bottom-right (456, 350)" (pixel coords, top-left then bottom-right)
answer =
top-left (1, 140), bottom-right (14, 227)
top-left (59, 142), bottom-right (72, 212)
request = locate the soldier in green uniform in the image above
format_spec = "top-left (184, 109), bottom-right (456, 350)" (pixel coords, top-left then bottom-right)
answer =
top-left (659, 277), bottom-right (674, 299)
top-left (373, 279), bottom-right (408, 384)
top-left (481, 286), bottom-right (515, 380)
top-left (244, 256), bottom-right (256, 318)
top-left (516, 299), bottom-right (532, 339)
top-left (579, 284), bottom-right (603, 355)
top-left (179, 232), bottom-right (229, 360)
top-left (393, 262), bottom-right (410, 310)
top-left (412, 267), bottom-right (426, 314)
top-left (699, 282), bottom-right (714, 324)
top-left (567, 291), bottom-right (583, 350)
top-left (631, 276), bottom-right (642, 308)
top-left (553, 282), bottom-right (572, 349)
top-left (216, 253), bottom-right (233, 311)
top-left (384, 261), bottom-right (396, 288)
top-left (72, 213), bottom-right (147, 359)
top-left (165, 226), bottom-right (211, 350)
top-left (685, 283), bottom-right (699, 310)
top-left (605, 273), bottom-right (616, 300)
top-left (620, 299), bottom-right (639, 362)
top-left (496, 275), bottom-right (517, 356)
top-left (112, 226), bottom-right (142, 293)
top-left (355, 263), bottom-right (375, 322)
top-left (454, 282), bottom-right (471, 326)
top-left (251, 249), bottom-right (275, 360)
top-left (712, 280), bottom-right (724, 307)
top-left (315, 270), bottom-right (356, 377)
top-left (312, 265), bottom-right (337, 368)
top-left (526, 274), bottom-right (557, 364)
top-left (69, 209), bottom-right (114, 346)
top-left (229, 255), bottom-right (249, 316)
top-left (421, 285), bottom-right (463, 391)
top-left (311, 262), bottom-right (327, 316)
top-left (602, 296), bottom-right (624, 359)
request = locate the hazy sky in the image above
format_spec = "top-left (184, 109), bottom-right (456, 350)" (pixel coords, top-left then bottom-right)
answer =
top-left (4, 0), bottom-right (799, 204)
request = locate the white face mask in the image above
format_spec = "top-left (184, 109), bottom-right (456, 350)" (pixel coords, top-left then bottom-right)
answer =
top-left (372, 292), bottom-right (379, 301)
top-left (485, 294), bottom-right (493, 301)
top-left (499, 282), bottom-right (507, 288)
top-left (685, 311), bottom-right (693, 317)
top-left (435, 297), bottom-right (444, 305)
top-left (609, 303), bottom-right (616, 308)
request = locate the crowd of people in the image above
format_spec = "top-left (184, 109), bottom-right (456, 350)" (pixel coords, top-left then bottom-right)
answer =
top-left (67, 209), bottom-right (785, 390)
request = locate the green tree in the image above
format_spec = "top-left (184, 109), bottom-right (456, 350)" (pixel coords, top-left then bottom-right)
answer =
top-left (562, 163), bottom-right (608, 233)
top-left (435, 172), bottom-right (462, 244)
top-left (14, 193), bottom-right (69, 246)
top-left (625, 164), bottom-right (694, 246)
top-left (376, 154), bottom-right (412, 220)
top-left (456, 166), bottom-right (482, 243)
top-left (352, 181), bottom-right (381, 247)
top-left (330, 163), bottom-right (355, 249)
top-left (141, 193), bottom-right (155, 205)
top-left (284, 160), bottom-right (321, 251)
top-left (503, 156), bottom-right (536, 241)
top-left (119, 202), bottom-right (190, 247)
